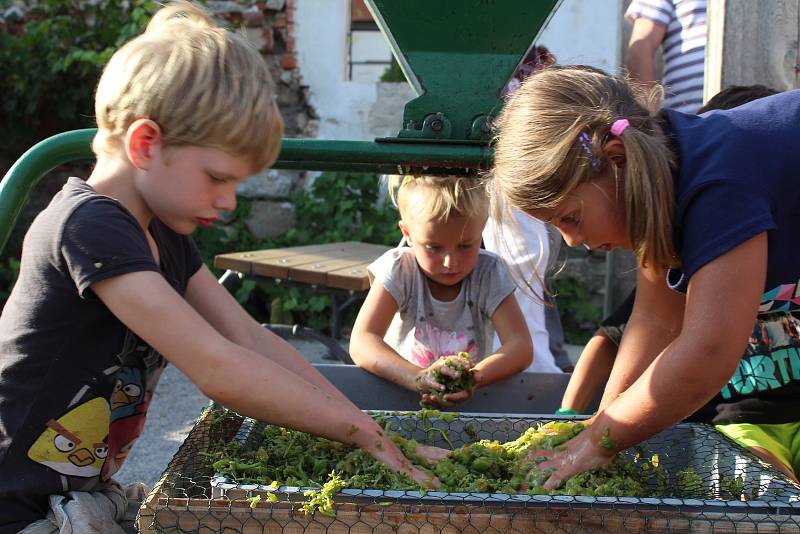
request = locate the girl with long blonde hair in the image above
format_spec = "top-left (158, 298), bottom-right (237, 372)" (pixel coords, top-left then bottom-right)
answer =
top-left (492, 65), bottom-right (800, 486)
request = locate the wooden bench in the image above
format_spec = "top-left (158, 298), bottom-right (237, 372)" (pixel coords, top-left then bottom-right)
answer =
top-left (214, 241), bottom-right (391, 338)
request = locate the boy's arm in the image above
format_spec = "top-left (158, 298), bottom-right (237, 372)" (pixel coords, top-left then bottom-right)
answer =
top-left (559, 331), bottom-right (616, 413)
top-left (597, 264), bottom-right (685, 411)
top-left (349, 282), bottom-right (424, 391)
top-left (91, 271), bottom-right (436, 485)
top-left (473, 293), bottom-right (533, 385)
top-left (184, 265), bottom-right (351, 404)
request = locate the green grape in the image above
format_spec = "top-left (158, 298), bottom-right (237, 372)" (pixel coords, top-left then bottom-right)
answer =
top-left (203, 411), bottom-right (707, 516)
top-left (676, 467), bottom-right (706, 498)
top-left (719, 474), bottom-right (745, 500)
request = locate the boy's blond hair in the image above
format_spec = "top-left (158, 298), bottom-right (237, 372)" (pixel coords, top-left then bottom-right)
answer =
top-left (491, 65), bottom-right (677, 269)
top-left (389, 175), bottom-right (489, 224)
top-left (93, 1), bottom-right (283, 171)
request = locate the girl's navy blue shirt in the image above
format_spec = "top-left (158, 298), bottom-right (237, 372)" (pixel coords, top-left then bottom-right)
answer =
top-left (663, 90), bottom-right (800, 424)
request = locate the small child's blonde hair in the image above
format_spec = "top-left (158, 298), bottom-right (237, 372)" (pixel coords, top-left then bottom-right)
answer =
top-left (389, 175), bottom-right (489, 224)
top-left (93, 1), bottom-right (283, 171)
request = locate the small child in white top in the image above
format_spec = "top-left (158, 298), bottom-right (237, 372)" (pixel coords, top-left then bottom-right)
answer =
top-left (350, 176), bottom-right (533, 407)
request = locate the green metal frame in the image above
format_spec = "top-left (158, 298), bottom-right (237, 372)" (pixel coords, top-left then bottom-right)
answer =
top-left (367, 0), bottom-right (559, 143)
top-left (0, 129), bottom-right (493, 253)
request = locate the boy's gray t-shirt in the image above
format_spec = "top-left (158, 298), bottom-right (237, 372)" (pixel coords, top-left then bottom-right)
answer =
top-left (370, 247), bottom-right (516, 368)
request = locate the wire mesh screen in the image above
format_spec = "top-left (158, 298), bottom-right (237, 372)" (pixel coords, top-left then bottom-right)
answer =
top-left (138, 407), bottom-right (800, 533)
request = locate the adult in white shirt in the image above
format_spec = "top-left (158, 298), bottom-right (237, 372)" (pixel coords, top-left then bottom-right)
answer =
top-left (483, 207), bottom-right (564, 373)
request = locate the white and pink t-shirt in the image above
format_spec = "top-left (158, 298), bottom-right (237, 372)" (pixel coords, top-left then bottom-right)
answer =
top-left (369, 247), bottom-right (516, 367)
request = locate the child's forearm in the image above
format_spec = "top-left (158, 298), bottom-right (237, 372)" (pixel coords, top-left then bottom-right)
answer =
top-left (560, 333), bottom-right (616, 412)
top-left (582, 335), bottom-right (741, 453)
top-left (598, 312), bottom-right (678, 411)
top-left (241, 320), bottom-right (355, 406)
top-left (203, 339), bottom-right (390, 443)
top-left (205, 338), bottom-right (435, 484)
top-left (584, 240), bottom-right (763, 455)
top-left (349, 333), bottom-right (422, 391)
top-left (473, 337), bottom-right (532, 385)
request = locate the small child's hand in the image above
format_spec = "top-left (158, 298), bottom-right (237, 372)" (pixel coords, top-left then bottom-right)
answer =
top-left (415, 353), bottom-right (476, 408)
top-left (415, 356), bottom-right (456, 389)
top-left (420, 371), bottom-right (481, 407)
top-left (414, 353), bottom-right (469, 393)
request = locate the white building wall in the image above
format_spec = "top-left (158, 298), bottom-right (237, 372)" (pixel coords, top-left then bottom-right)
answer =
top-left (294, 0), bottom-right (622, 142)
top-left (538, 0), bottom-right (622, 71)
top-left (294, 0), bottom-right (381, 141)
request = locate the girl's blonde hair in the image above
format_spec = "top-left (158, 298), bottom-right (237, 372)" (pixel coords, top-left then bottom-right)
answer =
top-left (93, 1), bottom-right (283, 171)
top-left (491, 65), bottom-right (677, 269)
top-left (388, 175), bottom-right (489, 224)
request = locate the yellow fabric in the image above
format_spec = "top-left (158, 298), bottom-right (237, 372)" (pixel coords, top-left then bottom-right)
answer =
top-left (715, 422), bottom-right (800, 477)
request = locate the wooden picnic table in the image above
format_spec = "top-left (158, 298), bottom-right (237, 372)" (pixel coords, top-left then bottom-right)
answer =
top-left (214, 241), bottom-right (391, 338)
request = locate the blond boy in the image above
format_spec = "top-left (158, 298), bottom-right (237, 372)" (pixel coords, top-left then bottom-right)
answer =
top-left (0, 3), bottom-right (434, 531)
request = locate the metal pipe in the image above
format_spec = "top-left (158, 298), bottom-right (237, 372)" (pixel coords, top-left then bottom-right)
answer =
top-left (0, 129), bottom-right (492, 254)
top-left (277, 139), bottom-right (490, 172)
top-left (0, 130), bottom-right (96, 255)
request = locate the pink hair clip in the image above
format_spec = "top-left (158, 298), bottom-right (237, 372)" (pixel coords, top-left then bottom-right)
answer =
top-left (610, 118), bottom-right (630, 137)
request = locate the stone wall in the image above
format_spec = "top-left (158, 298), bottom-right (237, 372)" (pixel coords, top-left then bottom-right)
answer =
top-left (563, 248), bottom-right (637, 318)
top-left (206, 0), bottom-right (317, 239)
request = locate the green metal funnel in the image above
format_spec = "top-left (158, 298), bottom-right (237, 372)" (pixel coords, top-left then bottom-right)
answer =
top-left (366, 0), bottom-right (560, 143)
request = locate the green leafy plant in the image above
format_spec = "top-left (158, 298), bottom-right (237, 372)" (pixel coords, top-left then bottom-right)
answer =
top-left (0, 0), bottom-right (158, 155)
top-left (283, 172), bottom-right (400, 247)
top-left (380, 57), bottom-right (406, 83)
top-left (552, 276), bottom-right (601, 345)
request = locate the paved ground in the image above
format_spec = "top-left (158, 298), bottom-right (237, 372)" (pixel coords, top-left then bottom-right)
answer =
top-left (116, 340), bottom-right (583, 489)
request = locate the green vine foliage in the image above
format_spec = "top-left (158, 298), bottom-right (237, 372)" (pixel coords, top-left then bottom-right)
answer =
top-left (0, 0), bottom-right (158, 154)
top-left (283, 172), bottom-right (400, 247)
top-left (552, 276), bottom-right (602, 345)
top-left (380, 58), bottom-right (406, 83)
top-left (194, 172), bottom-right (402, 333)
